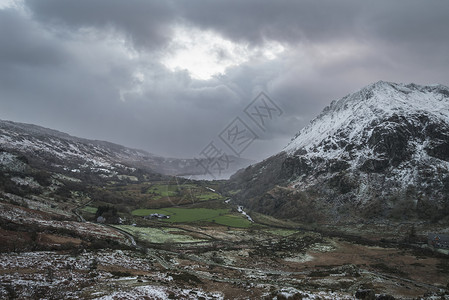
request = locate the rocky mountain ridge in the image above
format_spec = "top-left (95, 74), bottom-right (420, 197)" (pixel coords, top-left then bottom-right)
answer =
top-left (226, 81), bottom-right (449, 223)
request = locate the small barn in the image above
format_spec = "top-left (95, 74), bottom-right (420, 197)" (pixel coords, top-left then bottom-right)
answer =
top-left (428, 233), bottom-right (449, 249)
top-left (144, 213), bottom-right (170, 220)
top-left (96, 216), bottom-right (106, 224)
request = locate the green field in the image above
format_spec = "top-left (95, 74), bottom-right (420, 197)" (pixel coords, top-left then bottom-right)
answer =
top-left (81, 206), bottom-right (97, 214)
top-left (113, 225), bottom-right (206, 243)
top-left (132, 207), bottom-right (228, 222)
top-left (144, 183), bottom-right (223, 202)
top-left (212, 214), bottom-right (252, 228)
top-left (146, 184), bottom-right (179, 197)
top-left (196, 190), bottom-right (223, 201)
top-left (131, 207), bottom-right (252, 228)
top-left (226, 189), bottom-right (241, 196)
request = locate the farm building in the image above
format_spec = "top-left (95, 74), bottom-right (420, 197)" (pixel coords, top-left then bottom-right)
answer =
top-left (428, 233), bottom-right (449, 249)
top-left (144, 213), bottom-right (170, 220)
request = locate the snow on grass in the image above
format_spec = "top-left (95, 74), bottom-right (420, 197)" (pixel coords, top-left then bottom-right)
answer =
top-left (0, 202), bottom-right (128, 243)
top-left (283, 253), bottom-right (314, 263)
top-left (0, 249), bottom-right (177, 299)
top-left (0, 192), bottom-right (73, 217)
top-left (0, 249), bottom-right (156, 277)
top-left (94, 285), bottom-right (224, 300)
top-left (274, 287), bottom-right (353, 300)
top-left (10, 176), bottom-right (41, 189)
top-left (0, 151), bottom-right (27, 172)
top-left (113, 225), bottom-right (207, 244)
top-left (52, 173), bottom-right (82, 182)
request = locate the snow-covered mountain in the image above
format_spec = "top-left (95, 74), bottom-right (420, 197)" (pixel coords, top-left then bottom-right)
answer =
top-left (0, 120), bottom-right (251, 180)
top-left (226, 81), bottom-right (449, 223)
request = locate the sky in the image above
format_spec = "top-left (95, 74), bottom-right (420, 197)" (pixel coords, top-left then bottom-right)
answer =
top-left (1, 0), bottom-right (449, 161)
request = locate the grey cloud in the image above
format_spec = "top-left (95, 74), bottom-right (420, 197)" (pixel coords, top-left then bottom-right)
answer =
top-left (176, 0), bottom-right (362, 46)
top-left (0, 9), bottom-right (66, 68)
top-left (362, 1), bottom-right (449, 43)
top-left (1, 1), bottom-right (449, 162)
top-left (24, 0), bottom-right (177, 50)
top-left (178, 0), bottom-right (449, 48)
top-left (27, 0), bottom-right (449, 50)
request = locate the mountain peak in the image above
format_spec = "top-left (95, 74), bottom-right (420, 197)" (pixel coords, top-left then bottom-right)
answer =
top-left (285, 81), bottom-right (449, 154)
top-left (227, 81), bottom-right (449, 223)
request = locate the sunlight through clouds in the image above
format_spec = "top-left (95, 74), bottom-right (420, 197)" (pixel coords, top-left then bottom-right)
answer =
top-left (0, 0), bottom-right (22, 10)
top-left (162, 26), bottom-right (285, 80)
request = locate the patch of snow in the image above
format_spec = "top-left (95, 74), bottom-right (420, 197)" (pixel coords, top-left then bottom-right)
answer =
top-left (11, 177), bottom-right (41, 189)
top-left (0, 152), bottom-right (27, 172)
top-left (283, 253), bottom-right (314, 263)
top-left (94, 285), bottom-right (223, 300)
top-left (52, 173), bottom-right (82, 183)
top-left (275, 287), bottom-right (353, 299)
top-left (116, 175), bottom-right (139, 182)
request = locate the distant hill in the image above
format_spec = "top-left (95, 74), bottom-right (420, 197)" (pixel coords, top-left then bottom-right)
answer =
top-left (0, 119), bottom-right (253, 181)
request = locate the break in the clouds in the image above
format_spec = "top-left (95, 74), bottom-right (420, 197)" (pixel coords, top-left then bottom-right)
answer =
top-left (1, 0), bottom-right (449, 160)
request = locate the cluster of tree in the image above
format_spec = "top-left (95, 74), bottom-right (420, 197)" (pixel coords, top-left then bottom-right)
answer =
top-left (0, 173), bottom-right (41, 197)
top-left (90, 188), bottom-right (132, 205)
top-left (95, 205), bottom-right (121, 224)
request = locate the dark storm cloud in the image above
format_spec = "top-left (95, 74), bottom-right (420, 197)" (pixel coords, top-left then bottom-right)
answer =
top-left (177, 0), bottom-right (449, 51)
top-left (1, 1), bottom-right (449, 161)
top-left (177, 0), bottom-right (362, 45)
top-left (24, 0), bottom-right (362, 50)
top-left (26, 0), bottom-right (449, 50)
top-left (0, 9), bottom-right (65, 68)
top-left (363, 1), bottom-right (449, 44)
top-left (25, 0), bottom-right (177, 50)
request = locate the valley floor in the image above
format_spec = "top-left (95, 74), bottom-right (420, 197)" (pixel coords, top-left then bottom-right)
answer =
top-left (1, 181), bottom-right (448, 299)
top-left (1, 218), bottom-right (449, 299)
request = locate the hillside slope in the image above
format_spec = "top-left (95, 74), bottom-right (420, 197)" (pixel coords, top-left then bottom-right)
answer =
top-left (0, 120), bottom-right (251, 180)
top-left (226, 81), bottom-right (449, 224)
